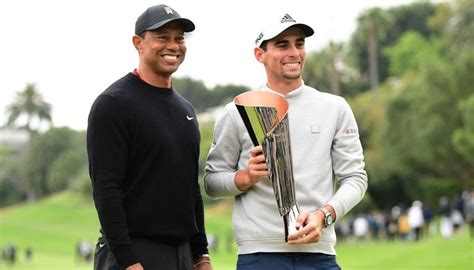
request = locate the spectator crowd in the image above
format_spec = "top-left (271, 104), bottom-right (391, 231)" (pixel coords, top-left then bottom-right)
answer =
top-left (335, 190), bottom-right (474, 242)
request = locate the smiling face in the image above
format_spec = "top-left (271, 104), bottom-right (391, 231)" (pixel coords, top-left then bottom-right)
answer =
top-left (255, 26), bottom-right (307, 92)
top-left (134, 21), bottom-right (187, 86)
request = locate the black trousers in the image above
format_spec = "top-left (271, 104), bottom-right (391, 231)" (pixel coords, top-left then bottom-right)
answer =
top-left (94, 236), bottom-right (192, 270)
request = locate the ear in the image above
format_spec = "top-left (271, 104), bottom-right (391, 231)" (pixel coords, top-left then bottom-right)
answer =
top-left (132, 35), bottom-right (142, 52)
top-left (254, 47), bottom-right (264, 63)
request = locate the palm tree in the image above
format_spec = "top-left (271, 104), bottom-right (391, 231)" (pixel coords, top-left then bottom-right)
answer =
top-left (359, 8), bottom-right (391, 92)
top-left (328, 42), bottom-right (343, 96)
top-left (303, 42), bottom-right (344, 96)
top-left (448, 0), bottom-right (474, 52)
top-left (349, 8), bottom-right (392, 93)
top-left (5, 83), bottom-right (52, 138)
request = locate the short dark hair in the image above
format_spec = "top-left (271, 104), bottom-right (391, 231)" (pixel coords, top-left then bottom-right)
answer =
top-left (259, 40), bottom-right (269, 51)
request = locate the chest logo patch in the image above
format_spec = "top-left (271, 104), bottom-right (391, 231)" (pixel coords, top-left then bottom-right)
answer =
top-left (311, 125), bottom-right (320, 133)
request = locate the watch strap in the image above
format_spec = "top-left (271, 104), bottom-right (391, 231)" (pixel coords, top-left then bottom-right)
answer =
top-left (318, 207), bottom-right (333, 228)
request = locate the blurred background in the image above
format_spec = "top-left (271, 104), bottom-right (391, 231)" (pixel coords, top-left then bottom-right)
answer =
top-left (1, 0), bottom-right (473, 269)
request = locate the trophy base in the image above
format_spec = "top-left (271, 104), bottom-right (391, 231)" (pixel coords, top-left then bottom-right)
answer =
top-left (283, 204), bottom-right (301, 242)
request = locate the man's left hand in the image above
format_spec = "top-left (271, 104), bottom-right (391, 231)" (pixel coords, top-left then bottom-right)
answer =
top-left (287, 211), bottom-right (325, 244)
top-left (194, 263), bottom-right (212, 270)
top-left (193, 256), bottom-right (212, 270)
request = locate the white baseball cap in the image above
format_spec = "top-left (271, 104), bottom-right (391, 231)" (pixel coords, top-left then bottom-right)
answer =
top-left (254, 13), bottom-right (314, 48)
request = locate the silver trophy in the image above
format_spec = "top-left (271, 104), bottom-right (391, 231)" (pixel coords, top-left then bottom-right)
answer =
top-left (234, 91), bottom-right (300, 242)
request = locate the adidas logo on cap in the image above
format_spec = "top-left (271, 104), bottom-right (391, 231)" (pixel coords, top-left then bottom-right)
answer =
top-left (280, 14), bottom-right (296, 24)
top-left (254, 13), bottom-right (314, 48)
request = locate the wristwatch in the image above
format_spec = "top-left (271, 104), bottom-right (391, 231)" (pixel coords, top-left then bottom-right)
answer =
top-left (318, 207), bottom-right (334, 228)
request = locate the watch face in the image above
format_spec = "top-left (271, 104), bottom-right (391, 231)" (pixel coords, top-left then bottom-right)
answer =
top-left (326, 215), bottom-right (333, 225)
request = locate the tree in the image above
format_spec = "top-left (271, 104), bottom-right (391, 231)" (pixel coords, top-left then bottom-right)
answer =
top-left (0, 149), bottom-right (26, 206)
top-left (4, 83), bottom-right (52, 138)
top-left (383, 31), bottom-right (443, 77)
top-left (350, 8), bottom-right (391, 92)
top-left (47, 132), bottom-right (87, 193)
top-left (366, 9), bottom-right (383, 91)
top-left (446, 0), bottom-right (474, 52)
top-left (209, 84), bottom-right (249, 107)
top-left (349, 2), bottom-right (436, 92)
top-left (173, 77), bottom-right (209, 112)
top-left (379, 49), bottom-right (474, 201)
top-left (453, 95), bottom-right (474, 167)
top-left (22, 127), bottom-right (79, 201)
top-left (352, 1), bottom-right (474, 207)
top-left (173, 76), bottom-right (249, 112)
top-left (304, 42), bottom-right (346, 96)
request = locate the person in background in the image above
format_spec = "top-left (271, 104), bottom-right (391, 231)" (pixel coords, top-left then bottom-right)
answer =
top-left (407, 200), bottom-right (424, 241)
top-left (87, 4), bottom-right (212, 270)
top-left (422, 205), bottom-right (433, 238)
top-left (353, 215), bottom-right (370, 242)
top-left (464, 190), bottom-right (474, 238)
top-left (398, 209), bottom-right (410, 241)
top-left (204, 12), bottom-right (368, 270)
top-left (25, 246), bottom-right (32, 262)
top-left (439, 196), bottom-right (453, 239)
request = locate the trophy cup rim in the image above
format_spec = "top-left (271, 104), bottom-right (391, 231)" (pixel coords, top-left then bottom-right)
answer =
top-left (234, 91), bottom-right (288, 123)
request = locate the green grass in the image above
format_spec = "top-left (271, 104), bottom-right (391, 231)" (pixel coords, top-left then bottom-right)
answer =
top-left (1, 192), bottom-right (473, 269)
top-left (337, 236), bottom-right (473, 270)
top-left (0, 192), bottom-right (100, 269)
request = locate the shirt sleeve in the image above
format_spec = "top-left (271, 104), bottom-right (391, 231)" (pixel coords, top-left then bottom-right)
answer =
top-left (327, 99), bottom-right (368, 220)
top-left (189, 181), bottom-right (209, 260)
top-left (204, 103), bottom-right (245, 198)
top-left (87, 94), bottom-right (137, 268)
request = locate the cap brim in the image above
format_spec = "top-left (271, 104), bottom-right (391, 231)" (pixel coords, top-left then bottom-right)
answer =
top-left (294, 23), bottom-right (314, 38)
top-left (257, 22), bottom-right (314, 48)
top-left (268, 23), bottom-right (314, 41)
top-left (145, 18), bottom-right (195, 33)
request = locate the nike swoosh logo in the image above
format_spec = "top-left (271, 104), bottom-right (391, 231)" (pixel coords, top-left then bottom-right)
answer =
top-left (99, 243), bottom-right (105, 248)
top-left (186, 115), bottom-right (194, 120)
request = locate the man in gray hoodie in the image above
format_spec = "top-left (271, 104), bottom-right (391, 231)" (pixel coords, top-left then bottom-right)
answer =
top-left (204, 12), bottom-right (368, 270)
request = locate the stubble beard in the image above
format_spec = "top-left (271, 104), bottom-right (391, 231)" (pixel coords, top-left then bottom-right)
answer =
top-left (282, 72), bottom-right (302, 81)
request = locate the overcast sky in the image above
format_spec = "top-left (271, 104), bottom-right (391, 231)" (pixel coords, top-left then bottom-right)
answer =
top-left (0, 0), bottom-right (416, 131)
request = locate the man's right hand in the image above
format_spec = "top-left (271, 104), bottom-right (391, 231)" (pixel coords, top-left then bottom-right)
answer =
top-left (126, 263), bottom-right (144, 270)
top-left (234, 145), bottom-right (269, 191)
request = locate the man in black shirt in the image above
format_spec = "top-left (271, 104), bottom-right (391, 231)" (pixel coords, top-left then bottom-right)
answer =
top-left (87, 4), bottom-right (212, 270)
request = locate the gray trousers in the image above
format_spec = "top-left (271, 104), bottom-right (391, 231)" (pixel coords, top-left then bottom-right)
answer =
top-left (94, 236), bottom-right (192, 270)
